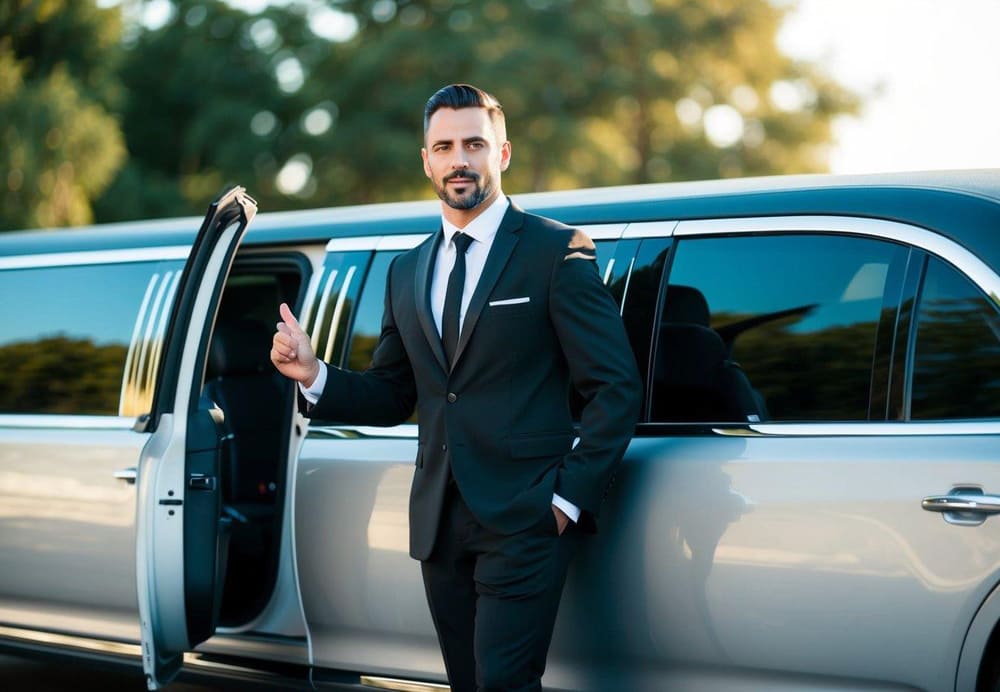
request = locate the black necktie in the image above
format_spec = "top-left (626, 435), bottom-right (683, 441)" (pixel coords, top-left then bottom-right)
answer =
top-left (442, 232), bottom-right (475, 366)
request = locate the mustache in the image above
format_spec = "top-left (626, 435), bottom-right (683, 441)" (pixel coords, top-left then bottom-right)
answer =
top-left (444, 170), bottom-right (480, 183)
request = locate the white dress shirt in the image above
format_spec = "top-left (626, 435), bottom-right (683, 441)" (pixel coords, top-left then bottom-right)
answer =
top-left (301, 194), bottom-right (580, 523)
top-left (430, 194), bottom-right (509, 336)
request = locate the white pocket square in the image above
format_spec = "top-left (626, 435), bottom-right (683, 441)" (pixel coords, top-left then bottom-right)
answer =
top-left (489, 297), bottom-right (530, 306)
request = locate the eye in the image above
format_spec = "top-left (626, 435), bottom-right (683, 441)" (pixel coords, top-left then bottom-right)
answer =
top-left (467, 141), bottom-right (484, 150)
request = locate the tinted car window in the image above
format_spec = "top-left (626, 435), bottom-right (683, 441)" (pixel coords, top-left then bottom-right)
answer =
top-left (651, 234), bottom-right (906, 422)
top-left (603, 238), bottom-right (640, 308)
top-left (619, 237), bottom-right (672, 405)
top-left (910, 257), bottom-right (1000, 419)
top-left (338, 250), bottom-right (417, 424)
top-left (303, 251), bottom-right (370, 368)
top-left (346, 251), bottom-right (401, 372)
top-left (0, 261), bottom-right (182, 416)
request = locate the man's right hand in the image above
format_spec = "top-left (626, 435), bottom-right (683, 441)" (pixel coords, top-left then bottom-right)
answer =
top-left (271, 302), bottom-right (321, 387)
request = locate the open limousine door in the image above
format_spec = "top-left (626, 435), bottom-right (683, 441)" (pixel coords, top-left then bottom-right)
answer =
top-left (134, 187), bottom-right (257, 689)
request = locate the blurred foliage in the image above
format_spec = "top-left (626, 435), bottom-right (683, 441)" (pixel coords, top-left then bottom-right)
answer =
top-left (318, 0), bottom-right (857, 201)
top-left (911, 298), bottom-right (1000, 419)
top-left (0, 335), bottom-right (128, 414)
top-left (95, 0), bottom-right (318, 220)
top-left (2, 0), bottom-right (859, 229)
top-left (720, 313), bottom-right (878, 421)
top-left (0, 0), bottom-right (126, 230)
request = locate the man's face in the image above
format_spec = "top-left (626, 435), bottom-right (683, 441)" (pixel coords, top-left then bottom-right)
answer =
top-left (422, 107), bottom-right (511, 212)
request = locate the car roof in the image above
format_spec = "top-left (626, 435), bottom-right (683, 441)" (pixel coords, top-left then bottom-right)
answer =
top-left (3, 169), bottom-right (1000, 269)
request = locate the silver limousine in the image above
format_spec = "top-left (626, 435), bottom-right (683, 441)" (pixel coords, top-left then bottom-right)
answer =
top-left (1, 170), bottom-right (1000, 691)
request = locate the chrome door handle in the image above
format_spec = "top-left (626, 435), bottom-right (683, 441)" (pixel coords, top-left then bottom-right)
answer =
top-left (922, 492), bottom-right (1000, 514)
top-left (113, 467), bottom-right (138, 484)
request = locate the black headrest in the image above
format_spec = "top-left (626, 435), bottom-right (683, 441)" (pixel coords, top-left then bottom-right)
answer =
top-left (208, 319), bottom-right (272, 377)
top-left (663, 285), bottom-right (710, 326)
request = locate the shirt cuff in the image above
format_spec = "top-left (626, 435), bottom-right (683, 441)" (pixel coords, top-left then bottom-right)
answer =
top-left (298, 362), bottom-right (327, 404)
top-left (552, 493), bottom-right (580, 523)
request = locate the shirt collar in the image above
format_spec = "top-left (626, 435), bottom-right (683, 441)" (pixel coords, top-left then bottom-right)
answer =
top-left (441, 194), bottom-right (509, 248)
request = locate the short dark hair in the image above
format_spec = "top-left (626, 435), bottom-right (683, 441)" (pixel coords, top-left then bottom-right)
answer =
top-left (423, 84), bottom-right (505, 137)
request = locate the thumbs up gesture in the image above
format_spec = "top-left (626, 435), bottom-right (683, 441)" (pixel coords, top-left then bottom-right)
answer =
top-left (271, 302), bottom-right (321, 387)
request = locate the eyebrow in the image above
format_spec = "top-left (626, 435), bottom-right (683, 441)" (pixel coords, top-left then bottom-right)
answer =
top-left (431, 135), bottom-right (489, 148)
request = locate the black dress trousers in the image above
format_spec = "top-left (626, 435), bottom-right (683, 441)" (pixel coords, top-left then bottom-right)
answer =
top-left (420, 485), bottom-right (579, 692)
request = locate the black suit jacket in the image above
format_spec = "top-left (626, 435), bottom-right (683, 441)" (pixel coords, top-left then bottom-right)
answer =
top-left (309, 201), bottom-right (642, 560)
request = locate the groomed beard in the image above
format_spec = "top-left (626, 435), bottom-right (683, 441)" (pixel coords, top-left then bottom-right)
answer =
top-left (435, 169), bottom-right (495, 210)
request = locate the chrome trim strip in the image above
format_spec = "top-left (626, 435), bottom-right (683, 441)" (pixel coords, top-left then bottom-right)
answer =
top-left (326, 237), bottom-right (381, 252)
top-left (136, 272), bottom-right (172, 398)
top-left (0, 628), bottom-right (302, 684)
top-left (322, 225), bottom-right (624, 255)
top-left (181, 651), bottom-right (291, 679)
top-left (674, 215), bottom-right (892, 236)
top-left (324, 265), bottom-right (356, 363)
top-left (582, 223), bottom-right (627, 240)
top-left (308, 423), bottom-right (419, 439)
top-left (120, 273), bottom-right (161, 416)
top-left (377, 234), bottom-right (432, 251)
top-left (302, 265), bottom-right (326, 339)
top-left (310, 269), bottom-right (339, 351)
top-left (622, 220), bottom-right (678, 239)
top-left (0, 246), bottom-right (190, 270)
top-left (0, 624), bottom-right (141, 657)
top-left (145, 271), bottom-right (180, 406)
top-left (711, 421), bottom-right (1000, 437)
top-left (602, 257), bottom-right (615, 285)
top-left (132, 270), bottom-right (173, 416)
top-left (0, 414), bottom-right (136, 429)
top-left (360, 675), bottom-right (450, 692)
top-left (619, 255), bottom-right (636, 316)
top-left (674, 215), bottom-right (1000, 308)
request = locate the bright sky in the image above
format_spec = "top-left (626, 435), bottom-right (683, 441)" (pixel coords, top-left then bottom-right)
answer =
top-left (777, 0), bottom-right (1000, 174)
top-left (130, 0), bottom-right (1000, 177)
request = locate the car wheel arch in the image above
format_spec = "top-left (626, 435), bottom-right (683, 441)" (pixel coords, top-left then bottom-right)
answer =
top-left (957, 578), bottom-right (1000, 691)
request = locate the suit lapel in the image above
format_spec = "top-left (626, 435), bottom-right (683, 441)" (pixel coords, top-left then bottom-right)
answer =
top-left (414, 230), bottom-right (448, 373)
top-left (451, 204), bottom-right (523, 370)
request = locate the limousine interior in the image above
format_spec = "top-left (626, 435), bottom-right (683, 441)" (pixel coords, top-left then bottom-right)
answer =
top-left (2, 170), bottom-right (1000, 691)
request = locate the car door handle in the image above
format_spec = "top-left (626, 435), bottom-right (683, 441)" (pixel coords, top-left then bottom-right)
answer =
top-left (922, 492), bottom-right (1000, 514)
top-left (113, 467), bottom-right (137, 484)
top-left (188, 474), bottom-right (216, 491)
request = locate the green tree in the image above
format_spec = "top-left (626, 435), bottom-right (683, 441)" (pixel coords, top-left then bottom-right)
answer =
top-left (307, 0), bottom-right (858, 204)
top-left (96, 0), bottom-right (858, 220)
top-left (0, 1), bottom-right (126, 230)
top-left (95, 0), bottom-right (324, 222)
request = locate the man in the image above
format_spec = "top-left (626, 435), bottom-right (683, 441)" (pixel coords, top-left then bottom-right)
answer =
top-left (271, 84), bottom-right (641, 691)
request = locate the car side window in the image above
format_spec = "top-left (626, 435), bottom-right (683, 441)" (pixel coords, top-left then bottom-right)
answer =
top-left (909, 256), bottom-right (1000, 419)
top-left (0, 260), bottom-right (184, 416)
top-left (599, 238), bottom-right (640, 309)
top-left (302, 251), bottom-right (371, 368)
top-left (649, 234), bottom-right (907, 423)
top-left (345, 250), bottom-right (401, 372)
top-left (592, 240), bottom-right (616, 287)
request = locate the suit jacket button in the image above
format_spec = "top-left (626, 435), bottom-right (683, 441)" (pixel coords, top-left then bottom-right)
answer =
top-left (447, 392), bottom-right (458, 403)
top-left (442, 444), bottom-right (448, 451)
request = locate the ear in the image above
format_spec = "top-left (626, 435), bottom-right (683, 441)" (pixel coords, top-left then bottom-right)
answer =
top-left (499, 140), bottom-right (512, 172)
top-left (421, 147), bottom-right (432, 179)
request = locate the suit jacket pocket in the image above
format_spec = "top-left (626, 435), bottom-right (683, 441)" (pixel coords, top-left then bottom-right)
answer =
top-left (508, 433), bottom-right (574, 459)
top-left (489, 296), bottom-right (535, 318)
